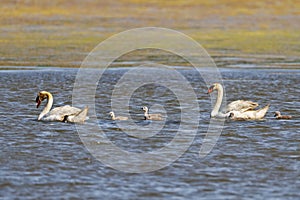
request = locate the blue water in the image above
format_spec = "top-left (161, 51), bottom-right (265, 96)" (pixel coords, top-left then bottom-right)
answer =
top-left (0, 66), bottom-right (299, 199)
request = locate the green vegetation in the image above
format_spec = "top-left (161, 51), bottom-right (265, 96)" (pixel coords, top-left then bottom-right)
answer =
top-left (0, 0), bottom-right (299, 67)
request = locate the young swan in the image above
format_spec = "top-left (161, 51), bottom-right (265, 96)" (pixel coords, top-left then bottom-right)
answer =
top-left (142, 106), bottom-right (163, 121)
top-left (274, 111), bottom-right (292, 120)
top-left (109, 111), bottom-right (128, 120)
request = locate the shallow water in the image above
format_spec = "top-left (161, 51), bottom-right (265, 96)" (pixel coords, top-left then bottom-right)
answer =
top-left (0, 66), bottom-right (299, 199)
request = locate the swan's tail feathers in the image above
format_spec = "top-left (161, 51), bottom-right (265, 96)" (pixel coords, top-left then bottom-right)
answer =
top-left (257, 104), bottom-right (270, 119)
top-left (245, 101), bottom-right (259, 111)
top-left (66, 106), bottom-right (89, 123)
top-left (75, 106), bottom-right (89, 122)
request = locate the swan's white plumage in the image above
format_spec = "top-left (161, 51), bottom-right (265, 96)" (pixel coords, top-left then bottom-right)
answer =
top-left (208, 83), bottom-right (269, 120)
top-left (229, 104), bottom-right (270, 120)
top-left (43, 105), bottom-right (82, 121)
top-left (64, 106), bottom-right (89, 123)
top-left (36, 91), bottom-right (88, 123)
top-left (226, 100), bottom-right (258, 112)
top-left (109, 111), bottom-right (128, 120)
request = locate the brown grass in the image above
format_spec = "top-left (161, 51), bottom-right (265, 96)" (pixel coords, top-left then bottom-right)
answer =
top-left (1, 0), bottom-right (300, 67)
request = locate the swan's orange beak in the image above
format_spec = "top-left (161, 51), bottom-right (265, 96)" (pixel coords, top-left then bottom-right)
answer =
top-left (207, 86), bottom-right (214, 94)
top-left (36, 96), bottom-right (41, 108)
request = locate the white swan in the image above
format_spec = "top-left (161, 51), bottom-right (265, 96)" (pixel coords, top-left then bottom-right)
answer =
top-left (208, 83), bottom-right (269, 120)
top-left (36, 91), bottom-right (88, 123)
top-left (142, 106), bottom-right (163, 121)
top-left (109, 111), bottom-right (128, 120)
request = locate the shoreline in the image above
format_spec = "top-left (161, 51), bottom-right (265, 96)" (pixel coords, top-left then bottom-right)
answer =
top-left (1, 53), bottom-right (299, 69)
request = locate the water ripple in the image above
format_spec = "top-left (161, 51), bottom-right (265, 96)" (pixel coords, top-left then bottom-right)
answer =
top-left (0, 67), bottom-right (299, 199)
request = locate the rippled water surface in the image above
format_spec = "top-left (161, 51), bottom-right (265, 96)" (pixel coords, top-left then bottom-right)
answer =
top-left (0, 66), bottom-right (299, 199)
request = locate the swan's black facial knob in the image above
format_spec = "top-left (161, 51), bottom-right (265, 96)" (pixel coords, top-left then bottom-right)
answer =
top-left (36, 96), bottom-right (41, 108)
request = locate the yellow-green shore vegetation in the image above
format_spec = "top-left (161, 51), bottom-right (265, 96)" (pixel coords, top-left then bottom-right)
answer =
top-left (1, 0), bottom-right (300, 68)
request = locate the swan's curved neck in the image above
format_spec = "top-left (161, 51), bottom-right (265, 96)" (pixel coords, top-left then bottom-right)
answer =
top-left (38, 92), bottom-right (53, 120)
top-left (143, 109), bottom-right (149, 118)
top-left (211, 84), bottom-right (223, 117)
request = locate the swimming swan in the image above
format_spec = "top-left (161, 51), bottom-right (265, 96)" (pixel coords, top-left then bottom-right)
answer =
top-left (36, 91), bottom-right (88, 123)
top-left (208, 83), bottom-right (269, 120)
top-left (274, 111), bottom-right (292, 120)
top-left (142, 106), bottom-right (163, 121)
top-left (109, 111), bottom-right (128, 120)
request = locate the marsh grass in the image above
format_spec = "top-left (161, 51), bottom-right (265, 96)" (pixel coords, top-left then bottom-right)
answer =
top-left (1, 0), bottom-right (299, 67)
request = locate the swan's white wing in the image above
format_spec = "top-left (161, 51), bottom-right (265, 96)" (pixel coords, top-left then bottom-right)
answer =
top-left (230, 104), bottom-right (269, 120)
top-left (42, 115), bottom-right (65, 121)
top-left (66, 106), bottom-right (89, 123)
top-left (226, 100), bottom-right (259, 112)
top-left (43, 105), bottom-right (82, 121)
top-left (49, 105), bottom-right (82, 116)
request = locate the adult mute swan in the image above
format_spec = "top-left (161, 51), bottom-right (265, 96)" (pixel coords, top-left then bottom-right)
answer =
top-left (142, 106), bottom-right (163, 121)
top-left (36, 91), bottom-right (88, 123)
top-left (109, 111), bottom-right (128, 120)
top-left (207, 83), bottom-right (269, 120)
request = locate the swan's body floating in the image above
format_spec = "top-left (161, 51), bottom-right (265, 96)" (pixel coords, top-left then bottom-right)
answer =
top-left (109, 111), bottom-right (128, 120)
top-left (208, 83), bottom-right (269, 120)
top-left (36, 91), bottom-right (88, 123)
top-left (274, 111), bottom-right (292, 120)
top-left (142, 106), bottom-right (163, 121)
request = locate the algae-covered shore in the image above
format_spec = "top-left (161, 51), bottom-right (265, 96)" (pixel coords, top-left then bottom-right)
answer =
top-left (1, 0), bottom-right (300, 68)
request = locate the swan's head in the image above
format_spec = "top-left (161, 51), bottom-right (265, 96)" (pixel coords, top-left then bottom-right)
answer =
top-left (109, 111), bottom-right (114, 117)
top-left (36, 91), bottom-right (48, 108)
top-left (142, 106), bottom-right (149, 112)
top-left (207, 83), bottom-right (219, 94)
top-left (274, 111), bottom-right (281, 117)
top-left (228, 112), bottom-right (234, 119)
